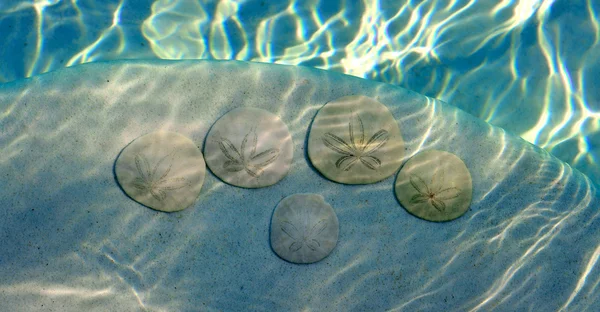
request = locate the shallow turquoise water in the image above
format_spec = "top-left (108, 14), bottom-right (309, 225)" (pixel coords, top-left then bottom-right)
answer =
top-left (0, 0), bottom-right (598, 186)
top-left (1, 1), bottom-right (600, 311)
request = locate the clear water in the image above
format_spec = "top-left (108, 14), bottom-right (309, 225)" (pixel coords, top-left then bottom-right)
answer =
top-left (1, 1), bottom-right (599, 311)
top-left (0, 0), bottom-right (599, 185)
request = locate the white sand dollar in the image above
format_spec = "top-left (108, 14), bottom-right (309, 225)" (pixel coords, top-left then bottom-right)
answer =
top-left (204, 107), bottom-right (293, 188)
top-left (308, 95), bottom-right (404, 184)
top-left (395, 150), bottom-right (472, 222)
top-left (115, 131), bottom-right (206, 212)
top-left (270, 194), bottom-right (339, 264)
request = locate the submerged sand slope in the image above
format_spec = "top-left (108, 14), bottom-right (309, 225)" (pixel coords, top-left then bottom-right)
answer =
top-left (0, 60), bottom-right (598, 311)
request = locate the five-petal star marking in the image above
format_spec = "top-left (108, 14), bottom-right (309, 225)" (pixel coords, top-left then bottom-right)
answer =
top-left (218, 126), bottom-right (280, 178)
top-left (132, 151), bottom-right (188, 201)
top-left (322, 112), bottom-right (389, 171)
top-left (280, 217), bottom-right (328, 252)
top-left (409, 170), bottom-right (461, 212)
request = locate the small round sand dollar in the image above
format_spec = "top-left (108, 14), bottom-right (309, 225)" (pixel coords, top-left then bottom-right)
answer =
top-left (395, 150), bottom-right (472, 222)
top-left (308, 95), bottom-right (404, 184)
top-left (270, 194), bottom-right (339, 264)
top-left (115, 131), bottom-right (206, 212)
top-left (204, 107), bottom-right (293, 188)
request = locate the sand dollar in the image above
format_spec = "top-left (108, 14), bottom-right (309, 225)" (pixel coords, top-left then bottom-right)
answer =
top-left (204, 107), bottom-right (293, 188)
top-left (115, 131), bottom-right (206, 212)
top-left (395, 150), bottom-right (472, 222)
top-left (308, 95), bottom-right (404, 184)
top-left (270, 194), bottom-right (339, 264)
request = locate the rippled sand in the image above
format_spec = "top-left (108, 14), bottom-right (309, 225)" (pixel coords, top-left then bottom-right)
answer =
top-left (0, 60), bottom-right (597, 311)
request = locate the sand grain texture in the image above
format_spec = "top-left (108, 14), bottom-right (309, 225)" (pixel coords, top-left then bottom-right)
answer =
top-left (0, 60), bottom-right (597, 312)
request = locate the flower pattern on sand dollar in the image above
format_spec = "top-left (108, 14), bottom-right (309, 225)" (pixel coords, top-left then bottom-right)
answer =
top-left (322, 112), bottom-right (389, 171)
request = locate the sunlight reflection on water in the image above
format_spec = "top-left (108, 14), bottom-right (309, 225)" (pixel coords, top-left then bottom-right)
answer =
top-left (0, 0), bottom-right (598, 186)
top-left (1, 1), bottom-right (600, 310)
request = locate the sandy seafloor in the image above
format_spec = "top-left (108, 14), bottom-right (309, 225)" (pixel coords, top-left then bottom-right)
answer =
top-left (0, 60), bottom-right (599, 311)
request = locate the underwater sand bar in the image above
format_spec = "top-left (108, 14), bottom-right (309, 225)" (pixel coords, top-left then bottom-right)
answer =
top-left (0, 60), bottom-right (597, 311)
